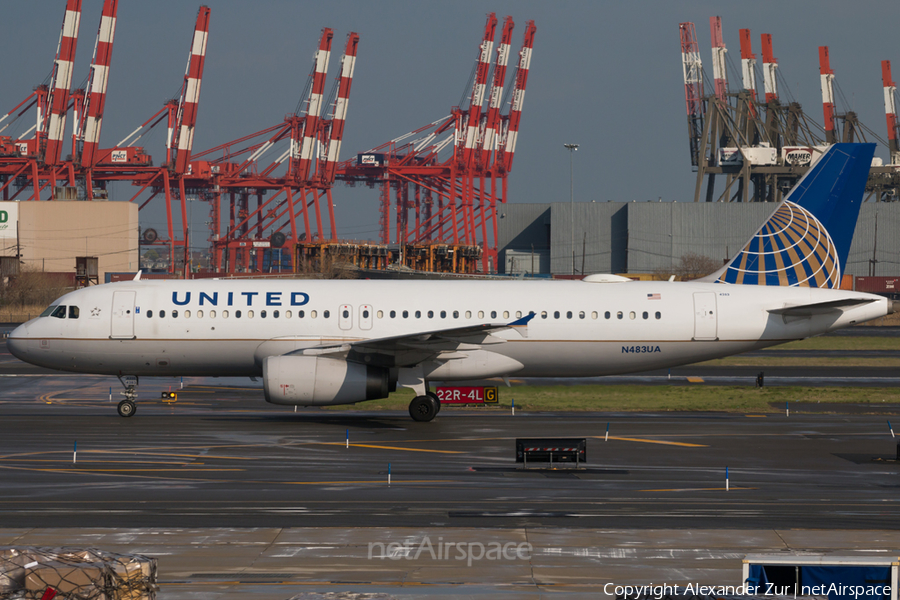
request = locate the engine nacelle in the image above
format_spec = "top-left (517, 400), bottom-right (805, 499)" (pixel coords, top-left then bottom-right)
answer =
top-left (263, 355), bottom-right (389, 406)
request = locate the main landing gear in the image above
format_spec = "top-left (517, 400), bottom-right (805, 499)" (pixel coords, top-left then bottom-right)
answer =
top-left (408, 391), bottom-right (441, 422)
top-left (117, 375), bottom-right (138, 418)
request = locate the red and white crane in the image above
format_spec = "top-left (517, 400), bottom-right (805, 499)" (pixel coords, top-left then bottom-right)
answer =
top-left (78, 0), bottom-right (118, 168)
top-left (478, 15), bottom-right (514, 171)
top-left (496, 19), bottom-right (535, 174)
top-left (738, 28), bottom-right (757, 115)
top-left (296, 28), bottom-right (334, 182)
top-left (709, 16), bottom-right (728, 104)
top-left (819, 46), bottom-right (837, 144)
top-left (320, 32), bottom-right (360, 184)
top-left (760, 34), bottom-right (779, 104)
top-left (458, 13), bottom-right (497, 168)
top-left (43, 0), bottom-right (83, 166)
top-left (171, 6), bottom-right (210, 174)
top-left (678, 22), bottom-right (705, 167)
top-left (883, 60), bottom-right (900, 165)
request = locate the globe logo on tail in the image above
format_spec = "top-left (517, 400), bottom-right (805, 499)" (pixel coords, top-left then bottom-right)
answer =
top-left (716, 200), bottom-right (841, 288)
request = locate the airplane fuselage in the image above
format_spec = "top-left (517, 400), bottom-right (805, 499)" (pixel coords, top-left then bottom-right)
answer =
top-left (8, 278), bottom-right (889, 379)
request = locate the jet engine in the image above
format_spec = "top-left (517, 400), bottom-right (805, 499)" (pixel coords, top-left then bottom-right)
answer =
top-left (263, 355), bottom-right (390, 406)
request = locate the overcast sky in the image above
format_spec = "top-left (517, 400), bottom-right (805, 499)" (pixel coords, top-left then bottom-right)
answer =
top-left (2, 0), bottom-right (899, 244)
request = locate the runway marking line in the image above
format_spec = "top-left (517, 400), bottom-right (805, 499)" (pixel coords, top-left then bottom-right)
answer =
top-left (315, 442), bottom-right (461, 454)
top-left (686, 376), bottom-right (705, 383)
top-left (589, 436), bottom-right (707, 447)
top-left (641, 486), bottom-right (757, 492)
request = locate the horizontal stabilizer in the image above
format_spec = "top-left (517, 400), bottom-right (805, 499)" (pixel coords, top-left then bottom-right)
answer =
top-left (768, 297), bottom-right (876, 317)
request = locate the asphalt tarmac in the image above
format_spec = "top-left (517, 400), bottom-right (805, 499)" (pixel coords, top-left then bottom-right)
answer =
top-left (1, 331), bottom-right (898, 598)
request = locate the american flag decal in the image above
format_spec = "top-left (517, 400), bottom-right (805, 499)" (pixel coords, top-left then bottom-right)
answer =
top-left (647, 293), bottom-right (661, 300)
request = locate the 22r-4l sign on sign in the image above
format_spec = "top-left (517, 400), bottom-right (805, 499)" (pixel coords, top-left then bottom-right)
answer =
top-left (434, 386), bottom-right (498, 405)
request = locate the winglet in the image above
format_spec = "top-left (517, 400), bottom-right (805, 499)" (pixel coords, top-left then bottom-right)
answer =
top-left (133, 270), bottom-right (142, 281)
top-left (508, 312), bottom-right (536, 327)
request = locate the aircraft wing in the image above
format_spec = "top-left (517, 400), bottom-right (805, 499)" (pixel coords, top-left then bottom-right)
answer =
top-left (288, 313), bottom-right (535, 368)
top-left (768, 297), bottom-right (877, 317)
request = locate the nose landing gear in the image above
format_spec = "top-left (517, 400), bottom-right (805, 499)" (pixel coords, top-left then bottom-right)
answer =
top-left (117, 375), bottom-right (138, 418)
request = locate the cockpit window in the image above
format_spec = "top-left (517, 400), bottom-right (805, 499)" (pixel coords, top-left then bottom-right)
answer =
top-left (50, 305), bottom-right (67, 319)
top-left (40, 305), bottom-right (58, 317)
top-left (68, 306), bottom-right (79, 319)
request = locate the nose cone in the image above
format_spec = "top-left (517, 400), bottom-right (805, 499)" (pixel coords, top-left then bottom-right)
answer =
top-left (7, 322), bottom-right (30, 360)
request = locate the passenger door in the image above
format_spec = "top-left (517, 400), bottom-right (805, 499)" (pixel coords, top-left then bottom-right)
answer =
top-left (110, 291), bottom-right (136, 339)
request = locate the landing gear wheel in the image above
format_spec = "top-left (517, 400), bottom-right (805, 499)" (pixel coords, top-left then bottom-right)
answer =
top-left (425, 391), bottom-right (441, 414)
top-left (117, 399), bottom-right (136, 418)
top-left (409, 395), bottom-right (438, 422)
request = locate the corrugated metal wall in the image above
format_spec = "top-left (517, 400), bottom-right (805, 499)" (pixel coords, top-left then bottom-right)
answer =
top-left (499, 202), bottom-right (900, 277)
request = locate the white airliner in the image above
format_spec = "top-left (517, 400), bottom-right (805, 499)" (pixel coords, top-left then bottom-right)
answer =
top-left (7, 144), bottom-right (894, 421)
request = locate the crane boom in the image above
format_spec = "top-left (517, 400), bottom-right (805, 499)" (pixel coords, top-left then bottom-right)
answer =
top-left (497, 20), bottom-right (535, 173)
top-left (679, 22), bottom-right (705, 167)
top-left (80, 0), bottom-right (119, 167)
top-left (321, 32), bottom-right (360, 183)
top-left (819, 46), bottom-right (836, 144)
top-left (172, 6), bottom-right (210, 174)
top-left (883, 60), bottom-right (900, 164)
top-left (479, 15), bottom-right (514, 171)
top-left (44, 0), bottom-right (83, 166)
top-left (760, 34), bottom-right (778, 103)
top-left (709, 16), bottom-right (728, 103)
top-left (459, 13), bottom-right (497, 167)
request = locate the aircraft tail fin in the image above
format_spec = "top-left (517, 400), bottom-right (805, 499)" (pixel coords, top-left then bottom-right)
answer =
top-left (704, 143), bottom-right (874, 288)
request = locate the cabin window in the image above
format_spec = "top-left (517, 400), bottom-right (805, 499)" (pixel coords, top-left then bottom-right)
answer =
top-left (466, 311), bottom-right (472, 319)
top-left (172, 310), bottom-right (178, 318)
top-left (50, 306), bottom-right (67, 319)
top-left (491, 311), bottom-right (497, 319)
top-left (554, 311), bottom-right (560, 319)
top-left (516, 311), bottom-right (522, 318)
top-left (414, 310), bottom-right (421, 318)
top-left (362, 309), bottom-right (369, 319)
top-left (146, 310), bottom-right (153, 318)
top-left (247, 310), bottom-right (254, 318)
top-left (642, 311), bottom-right (648, 320)
top-left (223, 310), bottom-right (229, 318)
top-left (184, 310), bottom-right (191, 318)
top-left (402, 310), bottom-right (408, 318)
top-left (272, 310), bottom-right (278, 318)
top-left (389, 310), bottom-right (396, 318)
top-left (196, 310), bottom-right (203, 318)
top-left (591, 311), bottom-right (597, 319)
top-left (235, 310), bottom-right (241, 318)
top-left (453, 311), bottom-right (459, 319)
top-left (284, 310), bottom-right (290, 318)
top-left (376, 310), bottom-right (383, 319)
top-left (441, 310), bottom-right (447, 319)
top-left (68, 306), bottom-right (79, 319)
top-left (298, 310), bottom-right (304, 318)
top-left (310, 310), bottom-right (317, 318)
top-left (40, 305), bottom-right (59, 317)
top-left (567, 311), bottom-right (573, 319)
top-left (541, 311), bottom-right (548, 319)
top-left (655, 311), bottom-right (661, 320)
top-left (503, 311), bottom-right (509, 319)
top-left (427, 310), bottom-right (434, 318)
top-left (343, 309), bottom-right (349, 319)
top-left (616, 311), bottom-right (623, 320)
top-left (159, 310), bottom-right (166, 318)
top-left (579, 311), bottom-right (585, 319)
top-left (260, 310), bottom-right (267, 319)
top-left (604, 311), bottom-right (610, 319)
top-left (210, 310), bottom-right (217, 318)
top-left (323, 310), bottom-right (330, 318)
top-left (629, 311), bottom-right (636, 320)
top-left (478, 311), bottom-right (484, 319)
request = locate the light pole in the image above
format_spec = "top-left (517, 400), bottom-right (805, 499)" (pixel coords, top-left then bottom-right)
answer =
top-left (563, 143), bottom-right (579, 274)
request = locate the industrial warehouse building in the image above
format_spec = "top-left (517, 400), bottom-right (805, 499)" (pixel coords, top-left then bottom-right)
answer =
top-left (497, 202), bottom-right (900, 278)
top-left (0, 201), bottom-right (139, 283)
